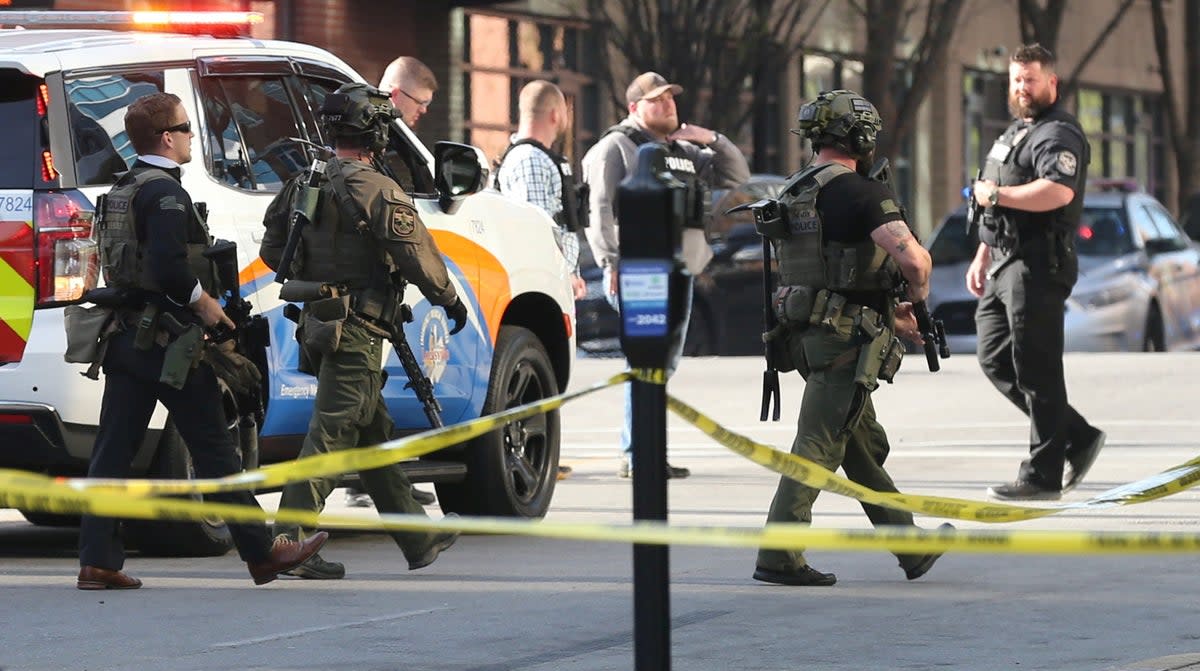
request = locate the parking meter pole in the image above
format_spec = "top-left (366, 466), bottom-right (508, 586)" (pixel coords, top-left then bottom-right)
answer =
top-left (617, 144), bottom-right (689, 671)
top-left (631, 378), bottom-right (669, 670)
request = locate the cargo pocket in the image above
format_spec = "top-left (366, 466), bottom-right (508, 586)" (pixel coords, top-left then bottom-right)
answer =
top-left (63, 304), bottom-right (116, 365)
top-left (301, 295), bottom-right (350, 355)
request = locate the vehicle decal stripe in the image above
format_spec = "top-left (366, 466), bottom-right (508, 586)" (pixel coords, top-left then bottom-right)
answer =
top-left (0, 220), bottom-right (35, 286)
top-left (239, 256), bottom-right (273, 291)
top-left (0, 252), bottom-right (34, 340)
top-left (432, 230), bottom-right (508, 348)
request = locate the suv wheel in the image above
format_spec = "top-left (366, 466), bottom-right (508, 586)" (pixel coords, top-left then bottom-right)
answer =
top-left (437, 325), bottom-right (559, 517)
top-left (122, 418), bottom-right (236, 557)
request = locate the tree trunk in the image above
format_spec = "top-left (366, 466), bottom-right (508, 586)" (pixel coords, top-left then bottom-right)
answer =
top-left (1150, 0), bottom-right (1200, 213)
top-left (1017, 0), bottom-right (1067, 51)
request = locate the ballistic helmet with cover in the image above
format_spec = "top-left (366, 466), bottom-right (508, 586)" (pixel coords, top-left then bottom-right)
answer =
top-left (792, 89), bottom-right (882, 160)
top-left (319, 82), bottom-right (398, 152)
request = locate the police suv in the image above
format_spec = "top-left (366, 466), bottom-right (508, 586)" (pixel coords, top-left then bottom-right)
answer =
top-left (0, 15), bottom-right (575, 555)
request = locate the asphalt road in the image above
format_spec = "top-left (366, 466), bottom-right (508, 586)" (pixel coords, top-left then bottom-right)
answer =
top-left (2, 353), bottom-right (1199, 671)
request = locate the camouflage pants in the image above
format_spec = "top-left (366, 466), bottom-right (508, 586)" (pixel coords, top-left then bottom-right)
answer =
top-left (274, 319), bottom-right (438, 561)
top-left (756, 326), bottom-right (926, 573)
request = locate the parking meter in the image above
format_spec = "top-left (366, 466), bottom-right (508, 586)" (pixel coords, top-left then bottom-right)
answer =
top-left (617, 143), bottom-right (694, 671)
top-left (618, 144), bottom-right (691, 371)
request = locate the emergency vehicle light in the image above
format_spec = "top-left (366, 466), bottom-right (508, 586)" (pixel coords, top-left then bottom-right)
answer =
top-left (0, 10), bottom-right (263, 29)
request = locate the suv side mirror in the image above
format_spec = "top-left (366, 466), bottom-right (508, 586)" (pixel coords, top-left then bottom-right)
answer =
top-left (433, 141), bottom-right (489, 214)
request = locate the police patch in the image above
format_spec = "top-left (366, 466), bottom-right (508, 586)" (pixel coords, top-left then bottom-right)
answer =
top-left (1057, 151), bottom-right (1078, 176)
top-left (879, 199), bottom-right (901, 215)
top-left (390, 204), bottom-right (417, 238)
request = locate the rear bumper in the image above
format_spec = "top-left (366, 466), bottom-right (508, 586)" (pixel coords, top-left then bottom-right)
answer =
top-left (0, 403), bottom-right (93, 474)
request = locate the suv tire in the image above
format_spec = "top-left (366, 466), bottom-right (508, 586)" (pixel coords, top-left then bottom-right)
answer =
top-left (122, 418), bottom-right (236, 557)
top-left (437, 325), bottom-right (559, 517)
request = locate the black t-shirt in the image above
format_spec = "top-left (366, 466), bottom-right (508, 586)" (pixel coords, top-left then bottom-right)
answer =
top-left (813, 169), bottom-right (906, 313)
top-left (816, 171), bottom-right (906, 243)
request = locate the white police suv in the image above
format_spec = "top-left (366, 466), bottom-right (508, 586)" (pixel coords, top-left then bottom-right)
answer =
top-left (0, 14), bottom-right (574, 555)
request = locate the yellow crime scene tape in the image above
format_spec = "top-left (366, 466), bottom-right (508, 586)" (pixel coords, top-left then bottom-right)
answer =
top-left (665, 394), bottom-right (1200, 523)
top-left (4, 368), bottom-right (1200, 554)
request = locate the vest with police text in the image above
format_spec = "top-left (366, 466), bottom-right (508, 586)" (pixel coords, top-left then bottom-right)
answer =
top-left (98, 165), bottom-right (216, 296)
top-left (774, 163), bottom-right (895, 298)
top-left (603, 124), bottom-right (709, 228)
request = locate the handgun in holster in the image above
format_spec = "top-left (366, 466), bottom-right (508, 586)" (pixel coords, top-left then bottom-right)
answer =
top-left (158, 313), bottom-right (205, 390)
top-left (133, 303), bottom-right (160, 351)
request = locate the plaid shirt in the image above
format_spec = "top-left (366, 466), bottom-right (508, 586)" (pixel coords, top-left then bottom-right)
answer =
top-left (496, 142), bottom-right (579, 273)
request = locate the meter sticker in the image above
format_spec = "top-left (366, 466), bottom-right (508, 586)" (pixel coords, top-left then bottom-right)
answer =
top-left (620, 262), bottom-right (670, 337)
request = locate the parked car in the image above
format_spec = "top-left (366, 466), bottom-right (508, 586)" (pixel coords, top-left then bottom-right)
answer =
top-left (576, 174), bottom-right (788, 356)
top-left (927, 188), bottom-right (1200, 353)
top-left (0, 23), bottom-right (575, 554)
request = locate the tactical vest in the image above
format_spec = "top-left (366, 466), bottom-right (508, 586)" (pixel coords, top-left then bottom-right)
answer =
top-left (293, 159), bottom-right (391, 293)
top-left (98, 165), bottom-right (216, 296)
top-left (496, 139), bottom-right (589, 232)
top-left (980, 105), bottom-right (1087, 259)
top-left (771, 163), bottom-right (896, 296)
top-left (603, 124), bottom-right (708, 227)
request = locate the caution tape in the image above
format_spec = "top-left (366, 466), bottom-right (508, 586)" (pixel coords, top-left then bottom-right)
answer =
top-left (5, 366), bottom-right (1200, 554)
top-left (54, 372), bottom-right (635, 497)
top-left (666, 394), bottom-right (1200, 523)
top-left (7, 467), bottom-right (1200, 554)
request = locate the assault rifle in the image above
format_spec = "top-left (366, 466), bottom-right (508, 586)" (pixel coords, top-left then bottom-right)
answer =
top-left (278, 281), bottom-right (443, 429)
top-left (725, 197), bottom-right (784, 421)
top-left (867, 158), bottom-right (950, 372)
top-left (204, 239), bottom-right (269, 424)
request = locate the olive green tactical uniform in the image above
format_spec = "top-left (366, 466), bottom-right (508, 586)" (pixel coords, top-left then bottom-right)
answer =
top-left (755, 162), bottom-right (926, 575)
top-left (261, 157), bottom-right (457, 562)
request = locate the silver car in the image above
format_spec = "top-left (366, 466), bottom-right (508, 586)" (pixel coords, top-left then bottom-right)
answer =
top-left (927, 190), bottom-right (1200, 353)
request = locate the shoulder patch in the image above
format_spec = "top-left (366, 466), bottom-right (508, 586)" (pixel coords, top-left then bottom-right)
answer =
top-left (1056, 151), bottom-right (1078, 176)
top-left (390, 203), bottom-right (417, 238)
top-left (879, 199), bottom-right (900, 216)
top-left (157, 195), bottom-right (185, 212)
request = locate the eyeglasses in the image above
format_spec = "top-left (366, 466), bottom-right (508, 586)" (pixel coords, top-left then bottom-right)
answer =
top-left (395, 88), bottom-right (432, 110)
top-left (158, 121), bottom-right (192, 135)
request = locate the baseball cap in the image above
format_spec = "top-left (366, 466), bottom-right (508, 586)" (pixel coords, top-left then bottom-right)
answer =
top-left (625, 72), bottom-right (683, 105)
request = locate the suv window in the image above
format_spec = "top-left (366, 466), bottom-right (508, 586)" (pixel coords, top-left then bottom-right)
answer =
top-left (64, 71), bottom-right (166, 186)
top-left (198, 75), bottom-right (308, 191)
top-left (1143, 202), bottom-right (1189, 253)
top-left (0, 70), bottom-right (40, 188)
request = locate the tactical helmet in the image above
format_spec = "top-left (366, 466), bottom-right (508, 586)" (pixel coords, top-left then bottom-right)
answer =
top-left (792, 89), bottom-right (883, 159)
top-left (319, 82), bottom-right (398, 152)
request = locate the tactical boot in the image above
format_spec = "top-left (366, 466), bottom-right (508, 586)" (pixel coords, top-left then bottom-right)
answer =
top-left (752, 564), bottom-right (837, 586)
top-left (282, 551), bottom-right (346, 580)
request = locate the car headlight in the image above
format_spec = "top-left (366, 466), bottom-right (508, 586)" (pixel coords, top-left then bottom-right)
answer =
top-left (1071, 281), bottom-right (1136, 309)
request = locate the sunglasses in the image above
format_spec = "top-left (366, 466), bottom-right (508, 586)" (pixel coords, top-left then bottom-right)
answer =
top-left (158, 121), bottom-right (192, 135)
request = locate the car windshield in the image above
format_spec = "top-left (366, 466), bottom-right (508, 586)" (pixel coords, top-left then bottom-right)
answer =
top-left (929, 205), bottom-right (1136, 263)
top-left (928, 214), bottom-right (976, 265)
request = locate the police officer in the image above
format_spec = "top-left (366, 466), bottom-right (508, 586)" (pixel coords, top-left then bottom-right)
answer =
top-left (968, 44), bottom-right (1106, 501)
top-left (77, 92), bottom-right (327, 590)
top-left (581, 71), bottom-right (750, 479)
top-left (752, 90), bottom-right (947, 586)
top-left (261, 83), bottom-right (465, 580)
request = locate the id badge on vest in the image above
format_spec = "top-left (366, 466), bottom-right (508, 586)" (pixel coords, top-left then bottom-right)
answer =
top-left (987, 141), bottom-right (1013, 163)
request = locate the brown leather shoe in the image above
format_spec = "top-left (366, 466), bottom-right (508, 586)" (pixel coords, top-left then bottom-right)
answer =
top-left (77, 565), bottom-right (142, 590)
top-left (247, 531), bottom-right (329, 585)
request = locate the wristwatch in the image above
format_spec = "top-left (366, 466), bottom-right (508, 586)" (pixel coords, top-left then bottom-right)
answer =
top-left (986, 184), bottom-right (1001, 208)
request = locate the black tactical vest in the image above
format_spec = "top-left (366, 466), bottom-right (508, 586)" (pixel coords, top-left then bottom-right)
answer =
top-left (496, 139), bottom-right (589, 232)
top-left (980, 105), bottom-right (1088, 271)
top-left (602, 124), bottom-right (708, 228)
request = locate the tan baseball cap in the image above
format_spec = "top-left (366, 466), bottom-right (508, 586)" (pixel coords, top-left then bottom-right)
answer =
top-left (625, 72), bottom-right (683, 105)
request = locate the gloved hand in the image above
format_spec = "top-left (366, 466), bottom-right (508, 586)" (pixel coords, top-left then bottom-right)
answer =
top-left (204, 339), bottom-right (262, 396)
top-left (444, 297), bottom-right (468, 335)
